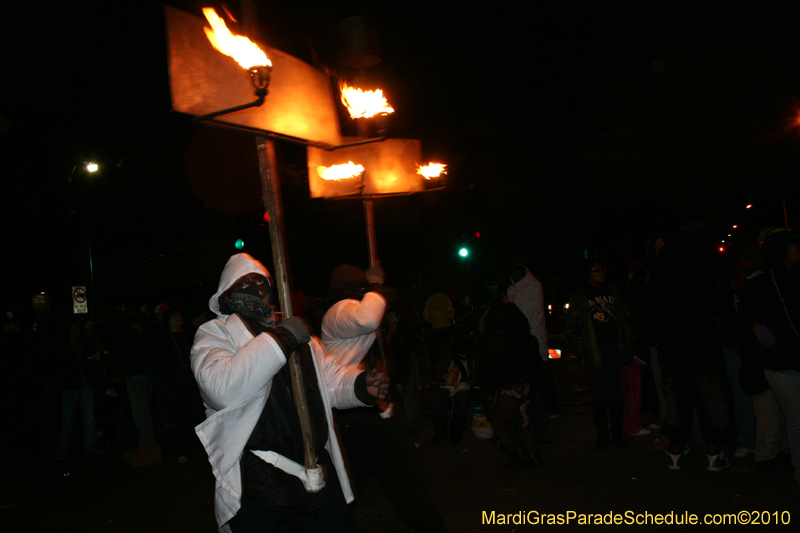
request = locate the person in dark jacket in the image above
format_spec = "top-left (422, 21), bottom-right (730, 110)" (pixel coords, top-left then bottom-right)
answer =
top-left (738, 229), bottom-right (800, 487)
top-left (482, 294), bottom-right (545, 469)
top-left (55, 318), bottom-right (102, 457)
top-left (638, 245), bottom-right (730, 472)
top-left (566, 260), bottom-right (635, 451)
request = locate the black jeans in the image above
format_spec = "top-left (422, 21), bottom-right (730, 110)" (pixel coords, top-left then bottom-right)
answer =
top-left (662, 362), bottom-right (729, 451)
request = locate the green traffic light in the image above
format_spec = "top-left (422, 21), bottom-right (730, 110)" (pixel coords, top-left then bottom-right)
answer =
top-left (458, 247), bottom-right (469, 258)
top-left (235, 239), bottom-right (245, 250)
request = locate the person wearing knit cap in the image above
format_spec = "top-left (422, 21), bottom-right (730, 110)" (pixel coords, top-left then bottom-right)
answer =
top-left (191, 254), bottom-right (388, 532)
top-left (738, 229), bottom-right (800, 488)
top-left (308, 262), bottom-right (448, 533)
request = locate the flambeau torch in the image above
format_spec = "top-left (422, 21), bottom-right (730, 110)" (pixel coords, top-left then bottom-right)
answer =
top-left (201, 7), bottom-right (322, 492)
top-left (339, 82), bottom-right (394, 265)
top-left (197, 8), bottom-right (272, 121)
top-left (339, 85), bottom-right (399, 416)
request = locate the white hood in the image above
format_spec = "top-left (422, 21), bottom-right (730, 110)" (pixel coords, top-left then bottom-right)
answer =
top-left (208, 253), bottom-right (271, 317)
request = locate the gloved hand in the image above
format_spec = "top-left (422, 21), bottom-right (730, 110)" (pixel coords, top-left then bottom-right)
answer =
top-left (365, 368), bottom-right (390, 401)
top-left (366, 261), bottom-right (385, 285)
top-left (754, 325), bottom-right (777, 349)
top-left (278, 316), bottom-right (311, 345)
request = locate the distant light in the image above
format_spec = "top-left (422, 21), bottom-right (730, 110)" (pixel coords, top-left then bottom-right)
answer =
top-left (565, 303), bottom-right (570, 309)
top-left (458, 247), bottom-right (469, 258)
top-left (548, 304), bottom-right (552, 310)
top-left (732, 225), bottom-right (738, 229)
top-left (40, 292), bottom-right (46, 295)
top-left (475, 231), bottom-right (480, 239)
top-left (728, 234), bottom-right (732, 237)
top-left (235, 239), bottom-right (245, 250)
top-left (719, 246), bottom-right (725, 252)
top-left (86, 162), bottom-right (98, 172)
top-left (721, 240), bottom-right (725, 243)
top-left (746, 204), bottom-right (752, 209)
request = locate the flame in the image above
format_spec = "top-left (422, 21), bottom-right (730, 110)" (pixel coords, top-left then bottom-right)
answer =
top-left (417, 163), bottom-right (447, 179)
top-left (203, 8), bottom-right (271, 69)
top-left (341, 83), bottom-right (394, 119)
top-left (317, 162), bottom-right (364, 181)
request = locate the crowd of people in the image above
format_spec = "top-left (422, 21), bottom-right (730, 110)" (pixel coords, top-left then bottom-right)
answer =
top-left (2, 226), bottom-right (799, 530)
top-left (564, 228), bottom-right (800, 486)
top-left (0, 301), bottom-right (207, 468)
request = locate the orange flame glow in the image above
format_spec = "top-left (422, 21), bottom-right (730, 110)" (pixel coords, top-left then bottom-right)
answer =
top-left (203, 7), bottom-right (271, 69)
top-left (340, 83), bottom-right (394, 119)
top-left (317, 162), bottom-right (364, 181)
top-left (417, 163), bottom-right (447, 179)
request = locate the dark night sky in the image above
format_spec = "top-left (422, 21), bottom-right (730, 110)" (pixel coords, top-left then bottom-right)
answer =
top-left (3, 0), bottom-right (800, 319)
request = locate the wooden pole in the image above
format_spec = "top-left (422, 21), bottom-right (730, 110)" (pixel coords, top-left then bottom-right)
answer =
top-left (256, 135), bottom-right (317, 470)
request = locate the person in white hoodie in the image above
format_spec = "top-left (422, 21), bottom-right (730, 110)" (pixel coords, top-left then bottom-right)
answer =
top-left (306, 263), bottom-right (448, 533)
top-left (508, 264), bottom-right (558, 418)
top-left (191, 253), bottom-right (388, 533)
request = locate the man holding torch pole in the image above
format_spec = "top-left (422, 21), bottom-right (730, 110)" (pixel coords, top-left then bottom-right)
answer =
top-left (309, 262), bottom-right (448, 533)
top-left (191, 253), bottom-right (389, 532)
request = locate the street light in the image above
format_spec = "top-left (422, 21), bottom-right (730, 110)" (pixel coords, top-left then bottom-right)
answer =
top-left (68, 162), bottom-right (100, 318)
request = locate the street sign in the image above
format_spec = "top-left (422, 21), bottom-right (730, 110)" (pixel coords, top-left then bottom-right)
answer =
top-left (72, 286), bottom-right (88, 314)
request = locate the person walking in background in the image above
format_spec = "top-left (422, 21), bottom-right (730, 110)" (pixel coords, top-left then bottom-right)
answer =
top-left (627, 235), bottom-right (671, 428)
top-left (738, 229), bottom-right (800, 489)
top-left (718, 259), bottom-right (759, 460)
top-left (508, 264), bottom-right (558, 418)
top-left (639, 240), bottom-right (730, 472)
top-left (566, 260), bottom-right (636, 451)
top-left (481, 294), bottom-right (545, 469)
top-left (55, 318), bottom-right (102, 458)
top-left (156, 306), bottom-right (205, 463)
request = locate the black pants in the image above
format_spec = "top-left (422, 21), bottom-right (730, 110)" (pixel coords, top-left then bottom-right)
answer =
top-left (591, 343), bottom-right (624, 441)
top-left (335, 407), bottom-right (447, 533)
top-left (230, 484), bottom-right (355, 533)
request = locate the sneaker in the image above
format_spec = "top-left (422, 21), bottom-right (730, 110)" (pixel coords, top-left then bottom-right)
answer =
top-left (628, 428), bottom-right (651, 437)
top-left (733, 447), bottom-right (753, 459)
top-left (667, 445), bottom-right (690, 470)
top-left (707, 452), bottom-right (730, 472)
top-left (667, 450), bottom-right (683, 470)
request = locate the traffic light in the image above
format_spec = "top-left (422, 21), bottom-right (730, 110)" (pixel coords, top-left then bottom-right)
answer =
top-left (235, 238), bottom-right (245, 250)
top-left (458, 247), bottom-right (469, 258)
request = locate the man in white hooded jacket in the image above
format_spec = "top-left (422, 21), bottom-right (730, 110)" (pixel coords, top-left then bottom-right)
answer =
top-left (191, 254), bottom-right (387, 532)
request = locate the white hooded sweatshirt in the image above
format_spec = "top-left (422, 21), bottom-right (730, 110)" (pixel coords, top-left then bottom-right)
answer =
top-left (191, 253), bottom-right (366, 531)
top-left (507, 265), bottom-right (549, 361)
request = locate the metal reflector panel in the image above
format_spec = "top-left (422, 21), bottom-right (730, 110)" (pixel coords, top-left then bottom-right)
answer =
top-left (307, 138), bottom-right (426, 198)
top-left (165, 5), bottom-right (342, 147)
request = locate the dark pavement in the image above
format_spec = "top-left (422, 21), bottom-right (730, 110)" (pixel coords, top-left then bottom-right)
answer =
top-left (3, 342), bottom-right (798, 532)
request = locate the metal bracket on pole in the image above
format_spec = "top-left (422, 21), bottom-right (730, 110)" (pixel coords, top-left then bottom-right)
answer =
top-left (257, 135), bottom-right (317, 471)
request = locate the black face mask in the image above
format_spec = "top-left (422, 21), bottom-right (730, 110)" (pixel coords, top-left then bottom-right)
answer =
top-left (223, 275), bottom-right (275, 329)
